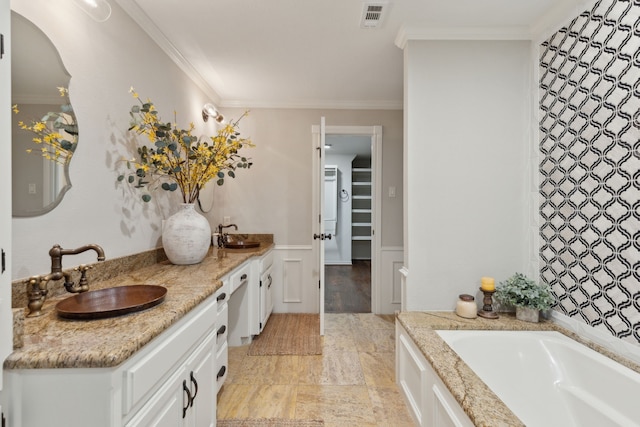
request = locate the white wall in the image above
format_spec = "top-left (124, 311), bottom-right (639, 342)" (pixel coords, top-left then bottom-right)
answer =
top-left (404, 40), bottom-right (531, 310)
top-left (205, 108), bottom-right (402, 247)
top-left (10, 0), bottom-right (219, 279)
top-left (207, 108), bottom-right (402, 314)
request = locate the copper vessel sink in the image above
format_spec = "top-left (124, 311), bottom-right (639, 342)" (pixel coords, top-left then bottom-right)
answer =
top-left (56, 285), bottom-right (167, 320)
top-left (225, 241), bottom-right (260, 249)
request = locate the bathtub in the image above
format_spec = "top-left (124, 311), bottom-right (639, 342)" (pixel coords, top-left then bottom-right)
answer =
top-left (436, 330), bottom-right (640, 427)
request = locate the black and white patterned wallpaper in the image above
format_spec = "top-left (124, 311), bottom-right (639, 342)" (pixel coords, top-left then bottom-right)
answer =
top-left (539, 0), bottom-right (640, 344)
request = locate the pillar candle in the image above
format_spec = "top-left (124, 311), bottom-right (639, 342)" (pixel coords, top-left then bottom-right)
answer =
top-left (480, 276), bottom-right (495, 291)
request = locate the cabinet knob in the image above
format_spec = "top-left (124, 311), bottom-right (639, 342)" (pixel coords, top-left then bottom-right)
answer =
top-left (241, 273), bottom-right (247, 281)
top-left (217, 325), bottom-right (227, 336)
top-left (216, 292), bottom-right (227, 302)
top-left (189, 371), bottom-right (199, 407)
top-left (182, 379), bottom-right (192, 418)
top-left (217, 365), bottom-right (227, 379)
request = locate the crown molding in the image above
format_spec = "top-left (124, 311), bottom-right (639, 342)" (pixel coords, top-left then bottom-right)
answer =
top-left (220, 98), bottom-right (403, 111)
top-left (395, 25), bottom-right (533, 49)
top-left (395, 0), bottom-right (598, 49)
top-left (114, 0), bottom-right (221, 104)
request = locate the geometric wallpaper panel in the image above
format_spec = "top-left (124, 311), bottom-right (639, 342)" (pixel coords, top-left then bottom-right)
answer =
top-left (539, 0), bottom-right (640, 344)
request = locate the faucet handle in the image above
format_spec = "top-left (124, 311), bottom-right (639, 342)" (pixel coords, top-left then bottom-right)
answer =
top-left (73, 264), bottom-right (93, 293)
top-left (74, 264), bottom-right (93, 273)
top-left (25, 275), bottom-right (47, 317)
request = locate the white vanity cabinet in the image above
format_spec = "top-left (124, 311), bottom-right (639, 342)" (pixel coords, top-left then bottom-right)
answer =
top-left (250, 249), bottom-right (274, 335)
top-left (226, 261), bottom-right (251, 346)
top-left (396, 322), bottom-right (474, 427)
top-left (4, 295), bottom-right (219, 427)
top-left (126, 330), bottom-right (216, 427)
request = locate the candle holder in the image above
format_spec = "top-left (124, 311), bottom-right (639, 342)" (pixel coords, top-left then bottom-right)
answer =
top-left (477, 288), bottom-right (499, 319)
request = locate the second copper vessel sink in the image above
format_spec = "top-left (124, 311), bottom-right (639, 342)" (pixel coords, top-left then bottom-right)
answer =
top-left (225, 241), bottom-right (260, 249)
top-left (56, 285), bottom-right (167, 320)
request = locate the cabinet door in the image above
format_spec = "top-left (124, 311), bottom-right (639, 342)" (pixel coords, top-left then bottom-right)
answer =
top-left (185, 332), bottom-right (216, 427)
top-left (265, 268), bottom-right (273, 324)
top-left (259, 274), bottom-right (267, 332)
top-left (125, 368), bottom-right (186, 427)
top-left (127, 332), bottom-right (216, 427)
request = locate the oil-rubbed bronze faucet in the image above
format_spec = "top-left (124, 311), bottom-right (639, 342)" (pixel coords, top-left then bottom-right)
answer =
top-left (217, 224), bottom-right (238, 248)
top-left (25, 244), bottom-right (106, 317)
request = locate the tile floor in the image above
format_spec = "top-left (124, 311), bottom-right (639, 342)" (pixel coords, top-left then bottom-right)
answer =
top-left (217, 313), bottom-right (416, 426)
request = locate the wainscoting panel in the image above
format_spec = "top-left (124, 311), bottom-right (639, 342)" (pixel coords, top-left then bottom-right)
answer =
top-left (283, 258), bottom-right (303, 303)
top-left (378, 247), bottom-right (404, 314)
top-left (271, 245), bottom-right (405, 314)
top-left (271, 246), bottom-right (318, 313)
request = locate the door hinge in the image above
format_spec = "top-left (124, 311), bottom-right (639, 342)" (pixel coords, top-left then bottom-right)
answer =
top-left (259, 322), bottom-right (263, 330)
top-left (0, 34), bottom-right (4, 59)
top-left (318, 280), bottom-right (321, 289)
top-left (1, 249), bottom-right (5, 274)
top-left (259, 279), bottom-right (262, 288)
top-left (2, 411), bottom-right (5, 427)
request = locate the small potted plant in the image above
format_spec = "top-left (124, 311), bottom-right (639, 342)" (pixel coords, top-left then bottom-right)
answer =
top-left (494, 273), bottom-right (555, 323)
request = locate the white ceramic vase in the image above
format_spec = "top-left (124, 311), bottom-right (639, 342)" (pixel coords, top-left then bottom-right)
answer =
top-left (516, 306), bottom-right (540, 323)
top-left (162, 203), bottom-right (211, 265)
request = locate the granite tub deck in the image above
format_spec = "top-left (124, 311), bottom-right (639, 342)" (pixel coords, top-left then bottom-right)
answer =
top-left (396, 311), bottom-right (640, 427)
top-left (6, 242), bottom-right (273, 370)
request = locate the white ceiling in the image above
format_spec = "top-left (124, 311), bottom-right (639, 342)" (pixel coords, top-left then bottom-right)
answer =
top-left (116, 0), bottom-right (582, 110)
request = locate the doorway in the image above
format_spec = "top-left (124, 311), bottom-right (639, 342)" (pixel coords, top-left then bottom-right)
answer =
top-left (323, 134), bottom-right (373, 313)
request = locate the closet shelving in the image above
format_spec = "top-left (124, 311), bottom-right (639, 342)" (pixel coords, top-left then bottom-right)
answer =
top-left (351, 158), bottom-right (372, 259)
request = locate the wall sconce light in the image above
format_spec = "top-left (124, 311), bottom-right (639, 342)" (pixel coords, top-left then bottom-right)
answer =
top-left (202, 103), bottom-right (225, 123)
top-left (73, 0), bottom-right (112, 22)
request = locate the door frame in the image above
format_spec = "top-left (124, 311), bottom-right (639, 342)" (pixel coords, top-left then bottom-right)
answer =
top-left (312, 124), bottom-right (382, 322)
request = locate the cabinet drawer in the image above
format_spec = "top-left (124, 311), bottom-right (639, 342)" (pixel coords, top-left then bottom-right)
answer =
top-left (216, 303), bottom-right (228, 349)
top-left (230, 262), bottom-right (250, 294)
top-left (215, 281), bottom-right (230, 310)
top-left (122, 297), bottom-right (217, 414)
top-left (216, 342), bottom-right (228, 393)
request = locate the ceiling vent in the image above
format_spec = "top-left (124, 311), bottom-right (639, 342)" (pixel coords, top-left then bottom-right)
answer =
top-left (360, 2), bottom-right (387, 29)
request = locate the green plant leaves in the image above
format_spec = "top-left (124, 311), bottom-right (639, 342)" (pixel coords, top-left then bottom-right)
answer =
top-left (494, 273), bottom-right (555, 310)
top-left (161, 182), bottom-right (178, 192)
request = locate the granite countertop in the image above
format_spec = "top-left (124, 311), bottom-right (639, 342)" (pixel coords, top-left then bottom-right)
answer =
top-left (5, 242), bottom-right (273, 370)
top-left (396, 311), bottom-right (640, 427)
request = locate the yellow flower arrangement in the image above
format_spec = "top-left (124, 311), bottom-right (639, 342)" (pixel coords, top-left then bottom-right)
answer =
top-left (12, 87), bottom-right (78, 165)
top-left (118, 88), bottom-right (254, 203)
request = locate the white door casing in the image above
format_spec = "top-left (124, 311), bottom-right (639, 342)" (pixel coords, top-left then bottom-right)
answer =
top-left (0, 0), bottom-right (13, 412)
top-left (311, 117), bottom-right (327, 335)
top-left (312, 124), bottom-right (382, 315)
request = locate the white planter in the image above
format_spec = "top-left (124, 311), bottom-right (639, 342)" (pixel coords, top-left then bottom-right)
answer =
top-left (516, 306), bottom-right (540, 323)
top-left (162, 203), bottom-right (211, 265)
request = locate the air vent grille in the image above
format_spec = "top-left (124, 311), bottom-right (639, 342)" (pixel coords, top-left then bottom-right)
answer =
top-left (360, 2), bottom-right (387, 29)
